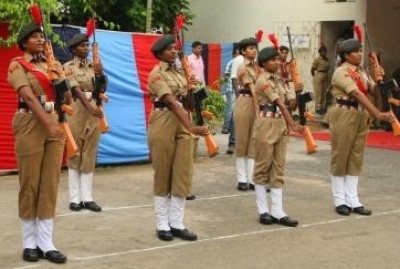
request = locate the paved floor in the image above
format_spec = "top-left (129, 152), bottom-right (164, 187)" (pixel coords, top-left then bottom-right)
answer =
top-left (1, 130), bottom-right (399, 269)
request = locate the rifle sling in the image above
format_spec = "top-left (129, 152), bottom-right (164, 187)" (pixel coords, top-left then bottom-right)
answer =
top-left (14, 58), bottom-right (55, 102)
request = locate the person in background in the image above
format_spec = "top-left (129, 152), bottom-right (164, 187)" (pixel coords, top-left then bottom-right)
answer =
top-left (7, 23), bottom-right (68, 264)
top-left (233, 38), bottom-right (259, 191)
top-left (187, 41), bottom-right (205, 86)
top-left (221, 44), bottom-right (241, 154)
top-left (311, 43), bottom-right (330, 115)
top-left (64, 33), bottom-right (105, 213)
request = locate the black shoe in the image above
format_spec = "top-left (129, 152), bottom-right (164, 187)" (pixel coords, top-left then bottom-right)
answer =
top-left (186, 195), bottom-right (196, 201)
top-left (22, 248), bottom-right (39, 262)
top-left (353, 206), bottom-right (372, 216)
top-left (221, 129), bottom-right (230, 134)
top-left (248, 183), bottom-right (255, 190)
top-left (259, 213), bottom-right (273, 225)
top-left (69, 202), bottom-right (82, 211)
top-left (170, 227), bottom-right (198, 241)
top-left (37, 248), bottom-right (67, 264)
top-left (335, 205), bottom-right (351, 216)
top-left (226, 145), bottom-right (234, 154)
top-left (271, 216), bottom-right (299, 227)
top-left (156, 230), bottom-right (174, 241)
top-left (237, 182), bottom-right (248, 191)
top-left (82, 201), bottom-right (102, 212)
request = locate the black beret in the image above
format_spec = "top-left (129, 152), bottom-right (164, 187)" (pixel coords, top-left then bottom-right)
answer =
top-left (239, 38), bottom-right (258, 51)
top-left (257, 46), bottom-right (280, 65)
top-left (150, 35), bottom-right (176, 54)
top-left (17, 23), bottom-right (42, 50)
top-left (67, 33), bottom-right (89, 49)
top-left (339, 39), bottom-right (361, 54)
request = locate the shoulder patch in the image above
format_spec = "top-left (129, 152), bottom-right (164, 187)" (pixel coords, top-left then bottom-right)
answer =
top-left (261, 84), bottom-right (270, 91)
top-left (8, 62), bottom-right (20, 73)
top-left (151, 75), bottom-right (162, 83)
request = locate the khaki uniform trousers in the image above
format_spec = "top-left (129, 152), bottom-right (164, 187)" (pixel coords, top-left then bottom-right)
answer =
top-left (329, 107), bottom-right (369, 176)
top-left (313, 72), bottom-right (328, 111)
top-left (233, 95), bottom-right (255, 157)
top-left (12, 113), bottom-right (65, 219)
top-left (252, 117), bottom-right (288, 188)
top-left (66, 100), bottom-right (100, 172)
top-left (147, 110), bottom-right (194, 197)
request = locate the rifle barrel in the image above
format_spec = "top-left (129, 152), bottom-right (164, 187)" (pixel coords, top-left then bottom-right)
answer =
top-left (286, 26), bottom-right (295, 59)
top-left (362, 23), bottom-right (373, 52)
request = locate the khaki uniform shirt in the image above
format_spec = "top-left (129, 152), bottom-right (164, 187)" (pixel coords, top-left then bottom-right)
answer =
top-left (312, 56), bottom-right (330, 73)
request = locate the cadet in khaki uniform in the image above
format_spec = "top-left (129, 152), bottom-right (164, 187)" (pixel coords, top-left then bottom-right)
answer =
top-left (147, 35), bottom-right (208, 241)
top-left (329, 39), bottom-right (393, 216)
top-left (253, 46), bottom-right (304, 227)
top-left (311, 44), bottom-right (330, 114)
top-left (64, 34), bottom-right (105, 212)
top-left (7, 23), bottom-right (67, 263)
top-left (233, 38), bottom-right (259, 191)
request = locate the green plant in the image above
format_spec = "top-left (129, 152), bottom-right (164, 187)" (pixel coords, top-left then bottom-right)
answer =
top-left (203, 88), bottom-right (225, 121)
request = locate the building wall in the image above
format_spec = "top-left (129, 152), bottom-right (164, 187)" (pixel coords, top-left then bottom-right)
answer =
top-left (187, 0), bottom-right (366, 44)
top-left (187, 0), bottom-right (367, 111)
top-left (367, 0), bottom-right (400, 77)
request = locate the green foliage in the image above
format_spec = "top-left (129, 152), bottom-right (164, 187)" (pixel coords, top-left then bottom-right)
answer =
top-left (203, 88), bottom-right (225, 121)
top-left (0, 0), bottom-right (193, 47)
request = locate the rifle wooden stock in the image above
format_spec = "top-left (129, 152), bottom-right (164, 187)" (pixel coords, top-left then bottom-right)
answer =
top-left (92, 42), bottom-right (100, 67)
top-left (100, 93), bottom-right (109, 103)
top-left (44, 41), bottom-right (60, 81)
top-left (201, 110), bottom-right (214, 120)
top-left (62, 104), bottom-right (74, 116)
top-left (389, 111), bottom-right (400, 136)
top-left (61, 122), bottom-right (79, 157)
top-left (289, 59), bottom-right (302, 88)
top-left (304, 111), bottom-right (315, 121)
top-left (388, 97), bottom-right (400, 107)
top-left (304, 126), bottom-right (317, 154)
top-left (204, 133), bottom-right (219, 157)
top-left (98, 106), bottom-right (110, 133)
top-left (179, 55), bottom-right (219, 157)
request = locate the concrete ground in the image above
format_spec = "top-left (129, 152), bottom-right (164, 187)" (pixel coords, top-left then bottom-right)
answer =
top-left (1, 127), bottom-right (399, 269)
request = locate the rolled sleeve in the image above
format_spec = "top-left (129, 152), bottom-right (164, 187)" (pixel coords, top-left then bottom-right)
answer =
top-left (148, 73), bottom-right (171, 100)
top-left (332, 68), bottom-right (359, 95)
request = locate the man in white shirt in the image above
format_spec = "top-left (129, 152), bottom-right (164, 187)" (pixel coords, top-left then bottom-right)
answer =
top-left (187, 41), bottom-right (205, 86)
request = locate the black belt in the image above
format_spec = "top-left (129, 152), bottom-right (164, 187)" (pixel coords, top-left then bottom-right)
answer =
top-left (317, 70), bottom-right (328, 73)
top-left (259, 104), bottom-right (277, 113)
top-left (239, 89), bottom-right (252, 96)
top-left (153, 101), bottom-right (167, 109)
top-left (336, 99), bottom-right (359, 108)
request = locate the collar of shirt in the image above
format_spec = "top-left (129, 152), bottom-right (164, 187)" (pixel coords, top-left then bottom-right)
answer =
top-left (73, 56), bottom-right (92, 67)
top-left (24, 52), bottom-right (46, 63)
top-left (159, 61), bottom-right (178, 72)
top-left (243, 58), bottom-right (255, 66)
top-left (342, 61), bottom-right (361, 72)
top-left (263, 70), bottom-right (276, 80)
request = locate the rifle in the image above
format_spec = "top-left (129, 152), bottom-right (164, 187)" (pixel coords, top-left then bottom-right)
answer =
top-left (175, 14), bottom-right (219, 157)
top-left (87, 18), bottom-right (110, 133)
top-left (363, 23), bottom-right (400, 136)
top-left (286, 26), bottom-right (317, 154)
top-left (30, 3), bottom-right (78, 157)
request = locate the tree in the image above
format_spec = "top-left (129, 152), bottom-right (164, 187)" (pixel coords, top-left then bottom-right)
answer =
top-left (0, 0), bottom-right (193, 47)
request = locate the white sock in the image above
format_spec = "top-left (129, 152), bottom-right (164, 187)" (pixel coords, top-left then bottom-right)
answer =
top-left (37, 219), bottom-right (56, 252)
top-left (68, 168), bottom-right (81, 204)
top-left (154, 196), bottom-right (170, 231)
top-left (271, 188), bottom-right (286, 219)
top-left (169, 196), bottom-right (186, 230)
top-left (246, 158), bottom-right (255, 185)
top-left (21, 219), bottom-right (36, 249)
top-left (330, 175), bottom-right (346, 207)
top-left (255, 184), bottom-right (269, 215)
top-left (81, 172), bottom-right (94, 202)
top-left (344, 175), bottom-right (362, 208)
top-left (236, 157), bottom-right (247, 183)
